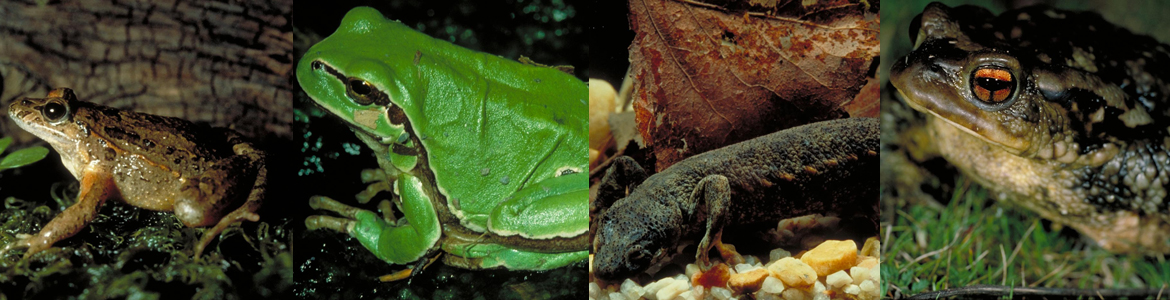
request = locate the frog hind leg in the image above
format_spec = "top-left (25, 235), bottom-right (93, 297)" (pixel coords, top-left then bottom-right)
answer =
top-left (2, 169), bottom-right (116, 259)
top-left (441, 241), bottom-right (588, 270)
top-left (690, 174), bottom-right (738, 270)
top-left (489, 172), bottom-right (589, 242)
top-left (472, 172), bottom-right (588, 270)
top-left (191, 144), bottom-right (266, 259)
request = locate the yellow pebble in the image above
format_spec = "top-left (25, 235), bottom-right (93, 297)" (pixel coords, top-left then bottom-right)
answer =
top-left (768, 257), bottom-right (817, 289)
top-left (800, 240), bottom-right (858, 277)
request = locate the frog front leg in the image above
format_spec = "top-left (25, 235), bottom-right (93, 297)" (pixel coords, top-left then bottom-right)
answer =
top-left (306, 174), bottom-right (441, 266)
top-left (1, 166), bottom-right (117, 259)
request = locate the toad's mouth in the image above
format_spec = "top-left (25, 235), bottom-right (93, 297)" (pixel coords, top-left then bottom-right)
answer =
top-left (895, 87), bottom-right (1028, 156)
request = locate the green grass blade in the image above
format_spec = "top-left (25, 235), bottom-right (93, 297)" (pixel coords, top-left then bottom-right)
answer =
top-left (0, 146), bottom-right (49, 170)
top-left (0, 137), bottom-right (12, 155)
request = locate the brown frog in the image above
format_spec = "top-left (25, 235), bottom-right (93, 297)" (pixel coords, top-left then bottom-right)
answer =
top-left (890, 3), bottom-right (1170, 253)
top-left (2, 88), bottom-right (266, 259)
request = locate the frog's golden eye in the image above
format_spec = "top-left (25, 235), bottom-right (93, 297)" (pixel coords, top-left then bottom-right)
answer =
top-left (347, 79), bottom-right (374, 104)
top-left (971, 67), bottom-right (1016, 104)
top-left (42, 100), bottom-right (70, 124)
top-left (345, 77), bottom-right (390, 106)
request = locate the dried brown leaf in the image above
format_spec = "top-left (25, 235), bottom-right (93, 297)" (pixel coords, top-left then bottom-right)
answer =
top-left (629, 0), bottom-right (879, 170)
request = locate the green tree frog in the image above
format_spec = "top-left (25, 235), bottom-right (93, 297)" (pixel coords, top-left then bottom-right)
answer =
top-left (297, 7), bottom-right (589, 271)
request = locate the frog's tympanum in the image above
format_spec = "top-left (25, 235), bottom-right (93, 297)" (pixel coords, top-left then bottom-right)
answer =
top-left (891, 2), bottom-right (1170, 253)
top-left (298, 7), bottom-right (588, 272)
top-left (593, 118), bottom-right (879, 280)
top-left (4, 88), bottom-right (266, 259)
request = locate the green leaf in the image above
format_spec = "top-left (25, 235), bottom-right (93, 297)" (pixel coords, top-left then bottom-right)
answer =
top-left (0, 137), bottom-right (12, 155)
top-left (0, 146), bottom-right (49, 170)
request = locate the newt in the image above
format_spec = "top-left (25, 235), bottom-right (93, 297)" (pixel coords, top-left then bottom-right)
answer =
top-left (591, 117), bottom-right (879, 280)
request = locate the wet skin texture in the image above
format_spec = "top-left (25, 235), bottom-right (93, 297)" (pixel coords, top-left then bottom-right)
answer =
top-left (5, 88), bottom-right (265, 259)
top-left (891, 2), bottom-right (1170, 253)
top-left (592, 118), bottom-right (879, 280)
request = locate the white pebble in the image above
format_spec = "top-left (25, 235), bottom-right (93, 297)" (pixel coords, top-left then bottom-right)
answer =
top-left (674, 274), bottom-right (690, 283)
top-left (781, 289), bottom-right (808, 300)
top-left (845, 284), bottom-right (861, 295)
top-left (655, 279), bottom-right (690, 300)
top-left (769, 248), bottom-right (792, 262)
top-left (813, 290), bottom-right (830, 300)
top-left (869, 266), bottom-right (880, 284)
top-left (760, 276), bottom-right (785, 294)
top-left (755, 290), bottom-right (783, 300)
top-left (734, 263), bottom-right (759, 274)
top-left (850, 266), bottom-right (870, 283)
top-left (589, 282), bottom-right (603, 299)
top-left (685, 263), bottom-right (701, 278)
top-left (710, 287), bottom-right (733, 300)
top-left (644, 277), bottom-right (675, 300)
top-left (678, 290), bottom-right (695, 300)
top-left (744, 255), bottom-right (761, 266)
top-left (620, 278), bottom-right (645, 299)
top-left (814, 281), bottom-right (826, 294)
top-left (825, 270), bottom-right (852, 289)
top-left (859, 280), bottom-right (876, 293)
top-left (608, 292), bottom-right (626, 300)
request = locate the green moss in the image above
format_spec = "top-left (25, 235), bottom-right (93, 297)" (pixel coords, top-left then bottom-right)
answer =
top-left (0, 180), bottom-right (293, 298)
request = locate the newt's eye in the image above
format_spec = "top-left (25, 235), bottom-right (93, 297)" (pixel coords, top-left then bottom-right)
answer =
top-left (971, 67), bottom-right (1016, 104)
top-left (42, 100), bottom-right (70, 124)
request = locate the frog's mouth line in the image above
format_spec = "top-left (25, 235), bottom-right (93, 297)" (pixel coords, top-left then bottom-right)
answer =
top-left (896, 88), bottom-right (1023, 155)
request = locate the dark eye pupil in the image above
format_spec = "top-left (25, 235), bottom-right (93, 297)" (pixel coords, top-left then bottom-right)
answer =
top-left (43, 102), bottom-right (67, 121)
top-left (976, 77), bottom-right (1012, 91)
top-left (971, 67), bottom-right (1016, 104)
top-left (349, 80), bottom-right (372, 96)
top-left (311, 61), bottom-right (323, 70)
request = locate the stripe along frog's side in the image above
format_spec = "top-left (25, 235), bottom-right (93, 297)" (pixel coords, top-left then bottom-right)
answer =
top-left (298, 7), bottom-right (588, 276)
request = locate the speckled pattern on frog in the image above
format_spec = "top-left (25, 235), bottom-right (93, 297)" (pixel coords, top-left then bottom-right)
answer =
top-left (891, 2), bottom-right (1170, 253)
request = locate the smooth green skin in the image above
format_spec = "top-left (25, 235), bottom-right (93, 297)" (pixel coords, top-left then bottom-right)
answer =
top-left (298, 7), bottom-right (588, 270)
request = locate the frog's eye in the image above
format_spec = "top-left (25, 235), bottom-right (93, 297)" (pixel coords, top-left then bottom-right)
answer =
top-left (42, 100), bottom-right (70, 124)
top-left (970, 67), bottom-right (1016, 104)
top-left (346, 78), bottom-right (376, 105)
top-left (345, 77), bottom-right (391, 106)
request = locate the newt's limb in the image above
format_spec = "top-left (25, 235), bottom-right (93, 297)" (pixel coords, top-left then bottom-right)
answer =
top-left (593, 156), bottom-right (648, 215)
top-left (691, 174), bottom-right (731, 270)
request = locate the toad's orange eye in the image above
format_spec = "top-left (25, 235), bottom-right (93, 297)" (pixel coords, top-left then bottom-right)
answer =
top-left (971, 67), bottom-right (1015, 103)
